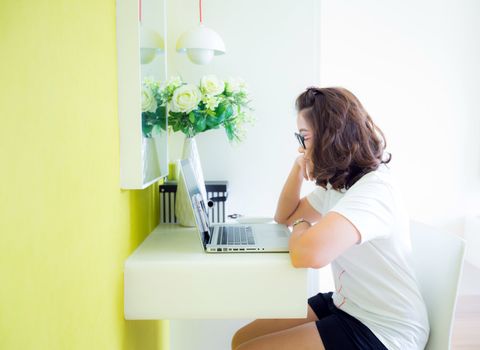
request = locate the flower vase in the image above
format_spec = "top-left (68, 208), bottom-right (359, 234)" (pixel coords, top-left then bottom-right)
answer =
top-left (175, 137), bottom-right (208, 227)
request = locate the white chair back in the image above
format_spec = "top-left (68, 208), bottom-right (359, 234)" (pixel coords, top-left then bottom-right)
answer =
top-left (410, 221), bottom-right (466, 350)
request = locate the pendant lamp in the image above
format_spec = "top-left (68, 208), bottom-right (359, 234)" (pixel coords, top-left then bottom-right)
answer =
top-left (139, 0), bottom-right (165, 65)
top-left (176, 0), bottom-right (226, 65)
top-left (140, 25), bottom-right (165, 64)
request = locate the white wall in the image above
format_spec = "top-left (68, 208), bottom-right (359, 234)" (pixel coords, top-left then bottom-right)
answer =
top-left (319, 0), bottom-right (480, 236)
top-left (168, 0), bottom-right (480, 235)
top-left (167, 0), bottom-right (320, 218)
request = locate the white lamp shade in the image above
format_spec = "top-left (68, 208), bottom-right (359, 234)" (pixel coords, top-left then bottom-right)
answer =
top-left (186, 49), bottom-right (214, 65)
top-left (140, 25), bottom-right (165, 65)
top-left (176, 24), bottom-right (225, 64)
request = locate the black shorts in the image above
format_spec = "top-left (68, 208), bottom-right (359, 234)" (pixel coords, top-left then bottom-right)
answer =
top-left (308, 292), bottom-right (388, 350)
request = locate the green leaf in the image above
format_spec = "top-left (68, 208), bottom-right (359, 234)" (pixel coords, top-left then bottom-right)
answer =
top-left (211, 103), bottom-right (225, 124)
top-left (195, 116), bottom-right (206, 132)
top-left (188, 112), bottom-right (195, 123)
top-left (216, 102), bottom-right (226, 117)
top-left (156, 105), bottom-right (166, 118)
top-left (181, 126), bottom-right (190, 136)
top-left (224, 123), bottom-right (234, 141)
top-left (142, 117), bottom-right (153, 138)
top-left (224, 104), bottom-right (234, 119)
top-left (159, 113), bottom-right (167, 131)
top-left (169, 111), bottom-right (183, 118)
top-left (206, 117), bottom-right (219, 128)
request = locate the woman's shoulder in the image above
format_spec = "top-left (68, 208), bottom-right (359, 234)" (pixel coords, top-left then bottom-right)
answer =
top-left (323, 164), bottom-right (395, 198)
top-left (355, 163), bottom-right (394, 188)
top-left (340, 164), bottom-right (398, 203)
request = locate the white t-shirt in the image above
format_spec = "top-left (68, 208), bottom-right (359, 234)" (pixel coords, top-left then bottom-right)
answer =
top-left (307, 164), bottom-right (429, 350)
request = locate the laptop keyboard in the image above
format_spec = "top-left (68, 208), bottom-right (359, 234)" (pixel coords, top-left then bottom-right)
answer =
top-left (216, 226), bottom-right (255, 245)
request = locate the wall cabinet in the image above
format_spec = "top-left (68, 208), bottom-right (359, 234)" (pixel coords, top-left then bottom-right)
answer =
top-left (116, 0), bottom-right (168, 189)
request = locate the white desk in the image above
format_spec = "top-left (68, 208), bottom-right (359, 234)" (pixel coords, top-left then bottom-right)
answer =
top-left (124, 224), bottom-right (309, 319)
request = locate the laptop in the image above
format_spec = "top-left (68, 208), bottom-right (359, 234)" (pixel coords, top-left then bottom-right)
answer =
top-left (179, 159), bottom-right (291, 253)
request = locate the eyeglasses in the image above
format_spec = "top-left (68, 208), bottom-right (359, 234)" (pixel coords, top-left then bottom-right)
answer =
top-left (294, 132), bottom-right (306, 149)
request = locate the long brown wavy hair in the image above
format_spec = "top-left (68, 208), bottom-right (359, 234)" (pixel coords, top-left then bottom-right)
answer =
top-left (296, 87), bottom-right (391, 190)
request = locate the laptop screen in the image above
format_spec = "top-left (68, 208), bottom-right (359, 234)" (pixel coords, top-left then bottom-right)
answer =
top-left (179, 159), bottom-right (212, 248)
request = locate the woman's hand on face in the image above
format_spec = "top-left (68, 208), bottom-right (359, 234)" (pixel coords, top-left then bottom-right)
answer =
top-left (295, 147), bottom-right (313, 181)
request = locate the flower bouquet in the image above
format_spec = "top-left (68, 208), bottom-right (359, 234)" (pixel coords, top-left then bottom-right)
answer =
top-left (142, 75), bottom-right (253, 226)
top-left (141, 78), bottom-right (167, 138)
top-left (141, 75), bottom-right (254, 140)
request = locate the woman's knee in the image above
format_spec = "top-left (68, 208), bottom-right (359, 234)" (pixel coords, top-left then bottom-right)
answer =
top-left (231, 320), bottom-right (265, 350)
top-left (231, 324), bottom-right (249, 350)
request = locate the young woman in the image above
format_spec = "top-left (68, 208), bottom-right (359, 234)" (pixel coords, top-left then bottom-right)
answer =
top-left (231, 87), bottom-right (429, 350)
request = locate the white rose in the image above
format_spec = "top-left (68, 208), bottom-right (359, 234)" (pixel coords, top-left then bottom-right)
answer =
top-left (170, 84), bottom-right (201, 113)
top-left (200, 75), bottom-right (225, 96)
top-left (142, 86), bottom-right (157, 113)
top-left (225, 77), bottom-right (246, 93)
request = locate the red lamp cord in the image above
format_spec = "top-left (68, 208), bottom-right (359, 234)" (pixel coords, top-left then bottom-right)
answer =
top-left (199, 0), bottom-right (203, 24)
top-left (139, 0), bottom-right (142, 22)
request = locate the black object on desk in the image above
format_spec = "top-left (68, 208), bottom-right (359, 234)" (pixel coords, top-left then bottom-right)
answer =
top-left (159, 181), bottom-right (228, 224)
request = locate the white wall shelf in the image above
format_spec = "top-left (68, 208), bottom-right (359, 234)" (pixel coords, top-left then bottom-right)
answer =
top-left (124, 224), bottom-right (309, 319)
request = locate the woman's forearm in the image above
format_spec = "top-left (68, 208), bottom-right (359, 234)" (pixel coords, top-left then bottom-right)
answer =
top-left (274, 162), bottom-right (304, 224)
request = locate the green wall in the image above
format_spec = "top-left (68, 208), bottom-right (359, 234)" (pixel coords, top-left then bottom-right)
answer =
top-left (0, 0), bottom-right (168, 349)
